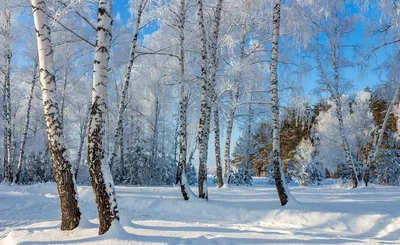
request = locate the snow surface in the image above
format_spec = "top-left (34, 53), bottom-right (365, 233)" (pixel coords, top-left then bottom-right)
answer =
top-left (1, 178), bottom-right (400, 244)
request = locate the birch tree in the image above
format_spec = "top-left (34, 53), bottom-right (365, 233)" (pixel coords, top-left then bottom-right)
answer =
top-left (269, 0), bottom-right (293, 206)
top-left (0, 5), bottom-right (13, 182)
top-left (305, 2), bottom-right (359, 188)
top-left (175, 0), bottom-right (195, 200)
top-left (87, 0), bottom-right (119, 235)
top-left (223, 87), bottom-right (239, 184)
top-left (209, 0), bottom-right (224, 188)
top-left (108, 0), bottom-right (146, 170)
top-left (30, 0), bottom-right (81, 230)
top-left (197, 0), bottom-right (210, 200)
top-left (15, 57), bottom-right (38, 184)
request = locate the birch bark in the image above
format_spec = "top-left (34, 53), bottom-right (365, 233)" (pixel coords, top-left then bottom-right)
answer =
top-left (31, 0), bottom-right (81, 230)
top-left (223, 88), bottom-right (239, 184)
top-left (197, 0), bottom-right (210, 200)
top-left (270, 0), bottom-right (291, 206)
top-left (2, 10), bottom-right (12, 182)
top-left (209, 0), bottom-right (224, 188)
top-left (87, 0), bottom-right (119, 235)
top-left (175, 0), bottom-right (195, 200)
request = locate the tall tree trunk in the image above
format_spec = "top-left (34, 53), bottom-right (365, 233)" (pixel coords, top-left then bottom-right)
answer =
top-left (2, 83), bottom-right (6, 181)
top-left (3, 10), bottom-right (12, 183)
top-left (175, 0), bottom-right (195, 200)
top-left (223, 22), bottom-right (246, 185)
top-left (60, 65), bottom-right (68, 128)
top-left (245, 98), bottom-right (252, 179)
top-left (332, 40), bottom-right (358, 188)
top-left (15, 57), bottom-right (38, 184)
top-left (173, 118), bottom-right (179, 164)
top-left (364, 84), bottom-right (400, 186)
top-left (87, 0), bottom-right (119, 235)
top-left (270, 0), bottom-right (290, 206)
top-left (177, 85), bottom-right (193, 199)
top-left (5, 50), bottom-right (12, 183)
top-left (197, 0), bottom-right (210, 200)
top-left (108, 0), bottom-right (145, 170)
top-left (335, 97), bottom-right (358, 188)
top-left (151, 97), bottom-right (159, 170)
top-left (31, 0), bottom-right (81, 230)
top-left (75, 103), bottom-right (90, 179)
top-left (208, 0), bottom-right (224, 188)
top-left (223, 88), bottom-right (239, 184)
top-left (118, 120), bottom-right (124, 182)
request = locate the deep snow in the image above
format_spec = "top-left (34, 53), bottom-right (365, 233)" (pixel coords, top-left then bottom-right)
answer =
top-left (1, 178), bottom-right (399, 245)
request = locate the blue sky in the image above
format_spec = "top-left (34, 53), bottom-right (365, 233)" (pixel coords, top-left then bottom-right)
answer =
top-left (113, 1), bottom-right (387, 96)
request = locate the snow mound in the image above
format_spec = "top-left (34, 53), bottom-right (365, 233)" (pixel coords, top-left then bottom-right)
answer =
top-left (101, 221), bottom-right (131, 240)
top-left (78, 217), bottom-right (97, 229)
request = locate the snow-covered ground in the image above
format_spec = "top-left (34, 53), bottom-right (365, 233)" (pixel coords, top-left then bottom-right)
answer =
top-left (1, 178), bottom-right (399, 245)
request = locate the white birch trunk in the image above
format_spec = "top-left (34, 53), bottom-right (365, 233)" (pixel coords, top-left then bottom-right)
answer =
top-left (75, 103), bottom-right (90, 179)
top-left (2, 10), bottom-right (12, 182)
top-left (223, 88), bottom-right (239, 185)
top-left (223, 23), bottom-right (246, 185)
top-left (245, 99), bottom-right (252, 179)
top-left (334, 96), bottom-right (358, 188)
top-left (197, 0), bottom-right (210, 200)
top-left (87, 0), bottom-right (119, 235)
top-left (108, 0), bottom-right (145, 170)
top-left (2, 80), bottom-right (6, 180)
top-left (270, 0), bottom-right (291, 206)
top-left (31, 0), bottom-right (81, 230)
top-left (5, 48), bottom-right (12, 183)
top-left (15, 57), bottom-right (38, 184)
top-left (209, 0), bottom-right (224, 188)
top-left (175, 0), bottom-right (195, 200)
top-left (151, 97), bottom-right (160, 170)
top-left (60, 66), bottom-right (68, 127)
top-left (332, 40), bottom-right (358, 188)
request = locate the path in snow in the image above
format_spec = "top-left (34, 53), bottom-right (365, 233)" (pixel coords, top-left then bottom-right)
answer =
top-left (1, 179), bottom-right (400, 244)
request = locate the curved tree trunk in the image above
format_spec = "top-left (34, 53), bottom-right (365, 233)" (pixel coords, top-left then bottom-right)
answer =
top-left (31, 0), bottom-right (81, 230)
top-left (87, 0), bottom-right (119, 235)
top-left (15, 57), bottom-right (38, 184)
top-left (108, 0), bottom-right (145, 170)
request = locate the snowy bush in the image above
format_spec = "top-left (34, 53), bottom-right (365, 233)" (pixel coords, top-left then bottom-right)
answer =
top-left (186, 161), bottom-right (197, 186)
top-left (376, 149), bottom-right (400, 186)
top-left (230, 164), bottom-right (253, 186)
top-left (314, 92), bottom-right (374, 173)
